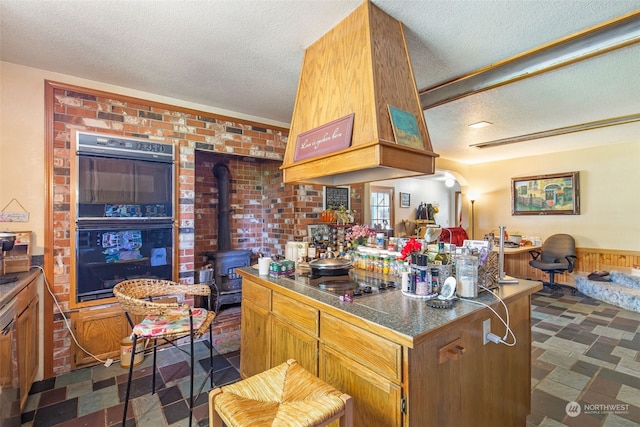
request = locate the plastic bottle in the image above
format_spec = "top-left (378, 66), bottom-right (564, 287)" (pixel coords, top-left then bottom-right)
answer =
top-left (415, 254), bottom-right (429, 295)
top-left (456, 248), bottom-right (479, 298)
top-left (409, 252), bottom-right (418, 293)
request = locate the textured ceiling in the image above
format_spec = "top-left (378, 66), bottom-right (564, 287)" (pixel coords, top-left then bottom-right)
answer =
top-left (1, 0), bottom-right (639, 165)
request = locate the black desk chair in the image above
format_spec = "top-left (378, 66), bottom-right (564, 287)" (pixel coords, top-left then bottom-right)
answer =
top-left (529, 234), bottom-right (577, 294)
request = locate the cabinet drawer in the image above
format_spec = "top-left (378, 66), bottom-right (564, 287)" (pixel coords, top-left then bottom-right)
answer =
top-left (242, 279), bottom-right (271, 310)
top-left (321, 313), bottom-right (402, 382)
top-left (272, 293), bottom-right (318, 336)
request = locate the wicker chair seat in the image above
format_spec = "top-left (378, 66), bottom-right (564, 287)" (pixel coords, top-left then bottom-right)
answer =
top-left (132, 307), bottom-right (214, 339)
top-left (211, 359), bottom-right (351, 427)
top-left (113, 278), bottom-right (216, 426)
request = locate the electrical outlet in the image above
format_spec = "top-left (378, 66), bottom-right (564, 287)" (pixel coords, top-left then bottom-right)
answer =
top-left (482, 318), bottom-right (491, 345)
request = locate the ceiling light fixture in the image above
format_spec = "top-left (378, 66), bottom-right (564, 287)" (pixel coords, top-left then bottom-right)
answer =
top-left (471, 113), bottom-right (640, 149)
top-left (445, 178), bottom-right (455, 188)
top-left (419, 11), bottom-right (640, 109)
top-left (468, 121), bottom-right (492, 129)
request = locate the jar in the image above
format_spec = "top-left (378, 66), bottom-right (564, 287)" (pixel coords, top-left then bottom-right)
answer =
top-left (388, 237), bottom-right (396, 252)
top-left (381, 251), bottom-right (390, 275)
top-left (456, 248), bottom-right (479, 298)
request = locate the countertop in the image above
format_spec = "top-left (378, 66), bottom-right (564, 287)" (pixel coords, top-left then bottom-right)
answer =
top-left (238, 266), bottom-right (542, 347)
top-left (0, 267), bottom-right (41, 310)
top-left (503, 245), bottom-right (541, 255)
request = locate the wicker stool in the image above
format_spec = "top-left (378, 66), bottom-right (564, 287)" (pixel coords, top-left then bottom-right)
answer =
top-left (209, 359), bottom-right (353, 427)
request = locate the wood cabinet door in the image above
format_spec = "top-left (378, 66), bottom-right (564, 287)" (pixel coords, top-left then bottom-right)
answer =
top-left (72, 306), bottom-right (126, 368)
top-left (16, 280), bottom-right (39, 410)
top-left (16, 302), bottom-right (36, 409)
top-left (240, 299), bottom-right (271, 378)
top-left (271, 317), bottom-right (318, 375)
top-left (23, 298), bottom-right (38, 409)
top-left (406, 296), bottom-right (531, 426)
top-left (320, 345), bottom-right (402, 427)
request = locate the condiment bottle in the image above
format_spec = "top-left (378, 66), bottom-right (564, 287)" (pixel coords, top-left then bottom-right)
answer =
top-left (430, 268), bottom-right (440, 294)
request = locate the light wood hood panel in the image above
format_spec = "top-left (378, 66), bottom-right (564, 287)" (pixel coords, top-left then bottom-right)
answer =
top-left (283, 141), bottom-right (437, 185)
top-left (282, 1), bottom-right (438, 185)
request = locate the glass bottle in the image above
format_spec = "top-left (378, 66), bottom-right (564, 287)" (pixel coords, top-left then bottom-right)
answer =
top-left (433, 242), bottom-right (449, 265)
top-left (307, 243), bottom-right (316, 260)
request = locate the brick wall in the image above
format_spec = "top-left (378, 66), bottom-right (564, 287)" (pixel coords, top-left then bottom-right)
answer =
top-left (47, 81), bottom-right (363, 374)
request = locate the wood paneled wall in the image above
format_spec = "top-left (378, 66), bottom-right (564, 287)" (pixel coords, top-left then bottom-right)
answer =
top-left (505, 247), bottom-right (640, 285)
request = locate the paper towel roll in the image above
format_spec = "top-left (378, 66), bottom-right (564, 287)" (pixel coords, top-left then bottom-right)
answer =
top-left (286, 242), bottom-right (309, 264)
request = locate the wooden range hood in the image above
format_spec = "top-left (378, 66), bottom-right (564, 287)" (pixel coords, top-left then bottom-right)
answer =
top-left (281, 1), bottom-right (438, 185)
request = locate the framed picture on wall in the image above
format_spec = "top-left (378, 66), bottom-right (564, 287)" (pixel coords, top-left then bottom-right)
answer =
top-left (511, 171), bottom-right (580, 215)
top-left (400, 192), bottom-right (411, 208)
top-left (388, 105), bottom-right (424, 150)
top-left (324, 186), bottom-right (350, 210)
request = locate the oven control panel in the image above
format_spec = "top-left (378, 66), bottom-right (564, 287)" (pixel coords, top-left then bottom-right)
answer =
top-left (77, 131), bottom-right (174, 161)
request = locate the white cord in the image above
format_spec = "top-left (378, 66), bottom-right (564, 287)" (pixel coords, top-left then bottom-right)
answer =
top-left (460, 286), bottom-right (517, 347)
top-left (479, 284), bottom-right (510, 341)
top-left (37, 266), bottom-right (114, 366)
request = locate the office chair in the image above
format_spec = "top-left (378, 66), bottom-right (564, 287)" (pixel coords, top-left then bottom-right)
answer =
top-left (529, 234), bottom-right (577, 294)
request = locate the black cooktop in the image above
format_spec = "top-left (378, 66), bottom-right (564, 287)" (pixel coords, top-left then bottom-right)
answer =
top-left (307, 273), bottom-right (400, 299)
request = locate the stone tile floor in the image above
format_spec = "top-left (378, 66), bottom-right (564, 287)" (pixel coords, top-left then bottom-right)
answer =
top-left (20, 290), bottom-right (640, 426)
top-left (528, 288), bottom-right (640, 426)
top-left (21, 342), bottom-right (239, 427)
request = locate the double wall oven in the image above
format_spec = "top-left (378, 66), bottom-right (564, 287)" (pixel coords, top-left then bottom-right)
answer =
top-left (73, 131), bottom-right (175, 303)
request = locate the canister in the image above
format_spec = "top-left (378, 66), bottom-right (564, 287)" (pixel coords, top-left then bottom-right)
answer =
top-left (120, 336), bottom-right (145, 368)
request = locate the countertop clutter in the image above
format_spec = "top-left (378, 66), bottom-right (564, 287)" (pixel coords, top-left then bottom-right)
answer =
top-left (238, 266), bottom-right (541, 347)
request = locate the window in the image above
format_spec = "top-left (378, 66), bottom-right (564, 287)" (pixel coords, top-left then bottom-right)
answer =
top-left (370, 186), bottom-right (394, 229)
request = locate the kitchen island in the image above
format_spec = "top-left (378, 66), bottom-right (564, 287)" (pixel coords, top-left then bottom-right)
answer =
top-left (238, 267), bottom-right (542, 426)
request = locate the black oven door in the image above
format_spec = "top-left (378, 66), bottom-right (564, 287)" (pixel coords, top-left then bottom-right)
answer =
top-left (75, 224), bottom-right (174, 302)
top-left (77, 155), bottom-right (173, 220)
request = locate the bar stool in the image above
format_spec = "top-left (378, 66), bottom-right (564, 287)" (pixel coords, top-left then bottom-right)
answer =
top-left (209, 359), bottom-right (353, 426)
top-left (113, 279), bottom-right (216, 427)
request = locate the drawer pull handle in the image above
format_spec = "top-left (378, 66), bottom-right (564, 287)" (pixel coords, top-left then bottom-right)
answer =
top-left (438, 338), bottom-right (464, 364)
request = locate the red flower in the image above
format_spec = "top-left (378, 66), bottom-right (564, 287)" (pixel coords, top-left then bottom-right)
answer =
top-left (400, 238), bottom-right (422, 260)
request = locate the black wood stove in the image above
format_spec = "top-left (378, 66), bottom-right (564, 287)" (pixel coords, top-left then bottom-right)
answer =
top-left (204, 163), bottom-right (251, 312)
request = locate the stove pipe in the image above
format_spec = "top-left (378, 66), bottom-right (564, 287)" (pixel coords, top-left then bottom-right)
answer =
top-left (213, 163), bottom-right (232, 251)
